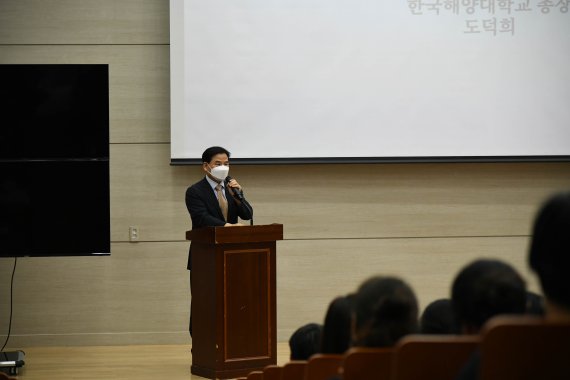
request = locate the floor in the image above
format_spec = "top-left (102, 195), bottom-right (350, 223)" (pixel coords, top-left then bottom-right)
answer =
top-left (3, 343), bottom-right (292, 379)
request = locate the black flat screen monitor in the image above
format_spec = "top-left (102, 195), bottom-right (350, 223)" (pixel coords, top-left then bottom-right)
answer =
top-left (0, 64), bottom-right (109, 160)
top-left (0, 64), bottom-right (110, 257)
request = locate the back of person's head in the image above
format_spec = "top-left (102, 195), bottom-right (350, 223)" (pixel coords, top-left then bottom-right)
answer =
top-left (525, 291), bottom-right (546, 316)
top-left (321, 294), bottom-right (355, 354)
top-left (529, 191), bottom-right (570, 312)
top-left (451, 259), bottom-right (526, 333)
top-left (353, 276), bottom-right (418, 348)
top-left (201, 146), bottom-right (230, 163)
top-left (420, 298), bottom-right (460, 334)
top-left (289, 323), bottom-right (323, 360)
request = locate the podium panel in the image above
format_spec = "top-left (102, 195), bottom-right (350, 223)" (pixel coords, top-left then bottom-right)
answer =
top-left (224, 248), bottom-right (272, 360)
top-left (188, 225), bottom-right (282, 379)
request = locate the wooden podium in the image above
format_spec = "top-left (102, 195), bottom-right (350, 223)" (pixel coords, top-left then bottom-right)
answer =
top-left (186, 224), bottom-right (284, 379)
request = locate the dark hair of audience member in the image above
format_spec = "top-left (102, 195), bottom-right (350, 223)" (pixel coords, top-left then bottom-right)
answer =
top-left (528, 191), bottom-right (570, 315)
top-left (451, 259), bottom-right (526, 333)
top-left (321, 294), bottom-right (355, 354)
top-left (525, 291), bottom-right (546, 316)
top-left (353, 276), bottom-right (419, 347)
top-left (289, 323), bottom-right (323, 360)
top-left (420, 298), bottom-right (460, 334)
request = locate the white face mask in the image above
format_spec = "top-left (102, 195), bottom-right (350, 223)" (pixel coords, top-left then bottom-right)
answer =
top-left (209, 165), bottom-right (229, 182)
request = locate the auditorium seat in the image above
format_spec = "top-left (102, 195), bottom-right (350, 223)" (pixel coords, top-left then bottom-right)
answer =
top-left (281, 361), bottom-right (307, 380)
top-left (247, 370), bottom-right (264, 380)
top-left (480, 316), bottom-right (570, 380)
top-left (342, 347), bottom-right (394, 380)
top-left (392, 334), bottom-right (479, 380)
top-left (263, 364), bottom-right (282, 380)
top-left (304, 354), bottom-right (343, 380)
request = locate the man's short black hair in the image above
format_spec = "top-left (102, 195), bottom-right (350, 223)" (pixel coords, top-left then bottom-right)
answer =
top-left (451, 259), bottom-right (526, 331)
top-left (529, 191), bottom-right (570, 310)
top-left (202, 146), bottom-right (230, 163)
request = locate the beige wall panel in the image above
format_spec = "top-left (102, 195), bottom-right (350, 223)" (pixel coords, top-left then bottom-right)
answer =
top-left (111, 143), bottom-right (570, 242)
top-left (111, 144), bottom-right (195, 242)
top-left (275, 236), bottom-right (539, 341)
top-left (0, 45), bottom-right (169, 143)
top-left (0, 0), bottom-right (168, 45)
top-left (2, 236), bottom-right (539, 346)
top-left (227, 162), bottom-right (570, 239)
top-left (0, 242), bottom-right (190, 346)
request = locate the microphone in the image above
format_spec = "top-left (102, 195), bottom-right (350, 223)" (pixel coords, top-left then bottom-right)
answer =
top-left (226, 176), bottom-right (253, 225)
top-left (225, 176), bottom-right (245, 201)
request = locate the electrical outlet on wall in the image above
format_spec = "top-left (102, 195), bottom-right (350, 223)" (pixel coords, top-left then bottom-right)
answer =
top-left (129, 226), bottom-right (139, 242)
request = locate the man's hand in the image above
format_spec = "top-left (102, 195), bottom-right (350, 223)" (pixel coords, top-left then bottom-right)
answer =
top-left (227, 178), bottom-right (242, 199)
top-left (226, 178), bottom-right (242, 192)
top-left (226, 177), bottom-right (244, 204)
top-left (224, 223), bottom-right (246, 227)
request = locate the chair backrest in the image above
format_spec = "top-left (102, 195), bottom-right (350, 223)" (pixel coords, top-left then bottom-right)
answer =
top-left (480, 316), bottom-right (570, 380)
top-left (263, 365), bottom-right (283, 380)
top-left (247, 370), bottom-right (264, 380)
top-left (281, 361), bottom-right (307, 380)
top-left (392, 334), bottom-right (480, 380)
top-left (305, 354), bottom-right (343, 380)
top-left (342, 347), bottom-right (394, 380)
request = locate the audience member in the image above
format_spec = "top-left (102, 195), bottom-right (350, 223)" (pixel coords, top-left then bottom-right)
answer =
top-left (420, 298), bottom-right (460, 334)
top-left (453, 260), bottom-right (527, 380)
top-left (352, 276), bottom-right (418, 348)
top-left (525, 291), bottom-right (545, 316)
top-left (528, 191), bottom-right (570, 321)
top-left (455, 192), bottom-right (570, 380)
top-left (321, 294), bottom-right (355, 354)
top-left (451, 259), bottom-right (526, 334)
top-left (289, 323), bottom-right (323, 360)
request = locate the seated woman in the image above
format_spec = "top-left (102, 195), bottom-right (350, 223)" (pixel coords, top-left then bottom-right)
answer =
top-left (321, 294), bottom-right (355, 354)
top-left (352, 276), bottom-right (419, 347)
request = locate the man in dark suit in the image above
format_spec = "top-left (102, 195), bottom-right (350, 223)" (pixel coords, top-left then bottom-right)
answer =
top-left (185, 146), bottom-right (253, 336)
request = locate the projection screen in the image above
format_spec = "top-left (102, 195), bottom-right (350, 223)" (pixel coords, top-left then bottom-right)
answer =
top-left (170, 0), bottom-right (570, 163)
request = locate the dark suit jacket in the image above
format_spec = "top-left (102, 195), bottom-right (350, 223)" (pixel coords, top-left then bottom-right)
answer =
top-left (185, 177), bottom-right (253, 270)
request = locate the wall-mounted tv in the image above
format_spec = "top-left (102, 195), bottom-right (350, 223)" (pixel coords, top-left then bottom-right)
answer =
top-left (0, 64), bottom-right (110, 257)
top-left (0, 161), bottom-right (110, 256)
top-left (1, 64), bottom-right (109, 160)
